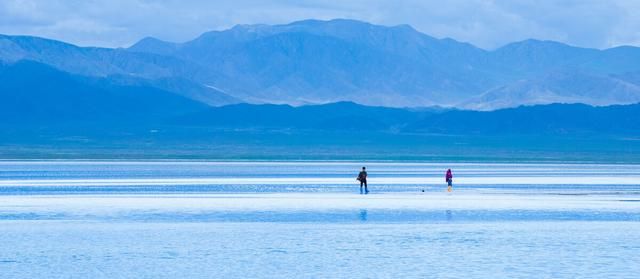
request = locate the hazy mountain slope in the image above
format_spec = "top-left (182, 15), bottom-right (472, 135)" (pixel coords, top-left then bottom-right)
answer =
top-left (0, 34), bottom-right (188, 78)
top-left (0, 35), bottom-right (240, 106)
top-left (2, 64), bottom-right (639, 138)
top-left (0, 60), bottom-right (207, 125)
top-left (173, 101), bottom-right (421, 131)
top-left (128, 37), bottom-right (179, 56)
top-left (490, 40), bottom-right (600, 76)
top-left (461, 71), bottom-right (640, 110)
top-left (3, 19), bottom-right (640, 109)
top-left (407, 103), bottom-right (640, 135)
top-left (127, 20), bottom-right (640, 108)
top-left (614, 71), bottom-right (640, 86)
top-left (587, 46), bottom-right (640, 74)
top-left (129, 19), bottom-right (498, 106)
top-left (171, 102), bottom-right (640, 136)
top-left (100, 75), bottom-right (241, 106)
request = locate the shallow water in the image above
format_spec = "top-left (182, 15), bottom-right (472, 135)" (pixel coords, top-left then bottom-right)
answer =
top-left (1, 161), bottom-right (639, 278)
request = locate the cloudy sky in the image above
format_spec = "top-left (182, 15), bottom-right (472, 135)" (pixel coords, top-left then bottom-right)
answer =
top-left (1, 0), bottom-right (639, 50)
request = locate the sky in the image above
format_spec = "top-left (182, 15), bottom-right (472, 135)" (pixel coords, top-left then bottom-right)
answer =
top-left (1, 0), bottom-right (639, 50)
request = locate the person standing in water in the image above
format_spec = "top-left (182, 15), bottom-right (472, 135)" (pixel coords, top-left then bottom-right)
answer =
top-left (446, 169), bottom-right (453, 192)
top-left (357, 167), bottom-right (369, 194)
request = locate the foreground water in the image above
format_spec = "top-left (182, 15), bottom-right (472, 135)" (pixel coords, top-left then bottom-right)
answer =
top-left (1, 161), bottom-right (639, 278)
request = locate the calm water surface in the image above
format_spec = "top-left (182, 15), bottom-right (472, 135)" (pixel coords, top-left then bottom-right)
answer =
top-left (1, 161), bottom-right (639, 278)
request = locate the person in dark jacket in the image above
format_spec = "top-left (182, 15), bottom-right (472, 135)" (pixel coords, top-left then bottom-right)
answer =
top-left (357, 167), bottom-right (369, 194)
top-left (446, 169), bottom-right (453, 192)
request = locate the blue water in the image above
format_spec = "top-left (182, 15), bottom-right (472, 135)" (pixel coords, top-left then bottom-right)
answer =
top-left (1, 161), bottom-right (639, 278)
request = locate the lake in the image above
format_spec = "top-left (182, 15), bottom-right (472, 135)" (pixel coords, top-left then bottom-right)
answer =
top-left (1, 161), bottom-right (639, 278)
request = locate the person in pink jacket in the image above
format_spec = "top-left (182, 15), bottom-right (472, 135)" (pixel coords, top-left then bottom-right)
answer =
top-left (446, 169), bottom-right (453, 192)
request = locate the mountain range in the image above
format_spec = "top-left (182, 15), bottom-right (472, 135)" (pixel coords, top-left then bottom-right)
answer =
top-left (2, 19), bottom-right (640, 110)
top-left (2, 60), bottom-right (639, 137)
top-left (172, 102), bottom-right (640, 136)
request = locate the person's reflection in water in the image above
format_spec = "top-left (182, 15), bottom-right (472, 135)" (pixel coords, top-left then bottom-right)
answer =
top-left (446, 210), bottom-right (453, 221)
top-left (359, 209), bottom-right (368, 222)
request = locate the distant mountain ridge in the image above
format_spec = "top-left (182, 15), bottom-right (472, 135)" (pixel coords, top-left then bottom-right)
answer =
top-left (1, 59), bottom-right (638, 160)
top-left (2, 19), bottom-right (640, 109)
top-left (0, 60), bottom-right (208, 124)
top-left (3, 72), bottom-right (639, 137)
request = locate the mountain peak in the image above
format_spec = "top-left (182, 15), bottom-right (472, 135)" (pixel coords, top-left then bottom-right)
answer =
top-left (128, 36), bottom-right (177, 55)
top-left (287, 18), bottom-right (371, 27)
top-left (131, 36), bottom-right (168, 45)
top-left (0, 34), bottom-right (80, 49)
top-left (496, 38), bottom-right (586, 52)
top-left (230, 23), bottom-right (271, 32)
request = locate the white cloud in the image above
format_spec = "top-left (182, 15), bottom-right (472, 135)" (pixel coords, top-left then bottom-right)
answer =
top-left (0, 0), bottom-right (639, 49)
